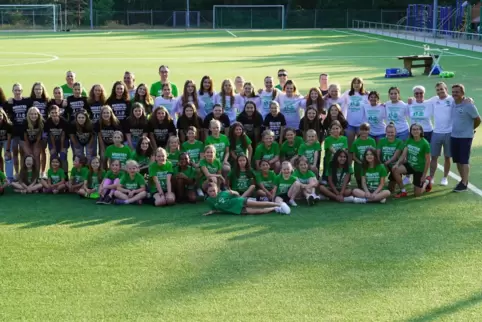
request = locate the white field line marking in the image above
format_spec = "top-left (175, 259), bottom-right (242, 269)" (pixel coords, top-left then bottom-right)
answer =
top-left (0, 52), bottom-right (59, 67)
top-left (332, 29), bottom-right (482, 61)
top-left (42, 55), bottom-right (395, 61)
top-left (225, 29), bottom-right (237, 38)
top-left (331, 29), bottom-right (482, 196)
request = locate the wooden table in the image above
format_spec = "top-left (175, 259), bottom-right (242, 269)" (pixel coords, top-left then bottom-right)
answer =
top-left (397, 55), bottom-right (439, 76)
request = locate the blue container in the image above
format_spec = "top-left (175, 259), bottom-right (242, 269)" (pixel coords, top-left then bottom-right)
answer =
top-left (5, 158), bottom-right (14, 181)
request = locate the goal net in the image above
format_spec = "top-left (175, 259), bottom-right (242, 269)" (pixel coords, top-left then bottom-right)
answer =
top-left (213, 5), bottom-right (285, 29)
top-left (173, 11), bottom-right (200, 28)
top-left (0, 5), bottom-right (60, 31)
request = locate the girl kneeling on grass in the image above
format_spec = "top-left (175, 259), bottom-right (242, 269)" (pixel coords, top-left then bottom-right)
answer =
top-left (280, 128), bottom-right (303, 164)
top-left (352, 147), bottom-right (391, 204)
top-left (78, 157), bottom-right (104, 198)
top-left (350, 123), bottom-right (377, 187)
top-left (105, 131), bottom-right (132, 170)
top-left (173, 152), bottom-right (197, 203)
top-left (114, 160), bottom-right (147, 205)
top-left (149, 147), bottom-right (176, 206)
top-left (228, 154), bottom-right (256, 198)
top-left (293, 156), bottom-right (320, 206)
top-left (41, 156), bottom-right (66, 194)
top-left (67, 155), bottom-right (88, 193)
top-left (97, 159), bottom-right (123, 204)
top-left (203, 182), bottom-right (291, 216)
top-left (392, 123), bottom-right (431, 198)
top-left (273, 161), bottom-right (301, 207)
top-left (376, 123), bottom-right (403, 192)
top-left (200, 145), bottom-right (224, 193)
top-left (297, 129), bottom-right (321, 174)
top-left (11, 155), bottom-right (43, 194)
top-left (319, 149), bottom-right (354, 203)
top-left (255, 159), bottom-right (277, 201)
top-left (254, 129), bottom-right (281, 172)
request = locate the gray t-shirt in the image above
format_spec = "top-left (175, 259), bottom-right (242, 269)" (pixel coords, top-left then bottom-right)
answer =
top-left (451, 102), bottom-right (479, 138)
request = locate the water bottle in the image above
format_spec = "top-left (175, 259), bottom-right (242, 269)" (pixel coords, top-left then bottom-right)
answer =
top-left (5, 156), bottom-right (14, 182)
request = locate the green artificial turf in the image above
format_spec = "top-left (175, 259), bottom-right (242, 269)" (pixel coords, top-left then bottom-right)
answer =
top-left (1, 29), bottom-right (482, 321)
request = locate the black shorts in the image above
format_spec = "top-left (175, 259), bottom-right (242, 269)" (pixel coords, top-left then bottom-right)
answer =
top-left (451, 137), bottom-right (473, 165)
top-left (404, 163), bottom-right (424, 188)
top-left (277, 193), bottom-right (290, 203)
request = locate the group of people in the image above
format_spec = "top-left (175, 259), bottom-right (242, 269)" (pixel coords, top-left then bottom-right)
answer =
top-left (0, 65), bottom-right (479, 216)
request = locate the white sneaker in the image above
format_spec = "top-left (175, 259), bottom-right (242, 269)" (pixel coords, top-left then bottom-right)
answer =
top-left (280, 202), bottom-right (291, 215)
top-left (197, 188), bottom-right (204, 197)
top-left (41, 172), bottom-right (47, 179)
top-left (430, 178), bottom-right (435, 184)
top-left (380, 198), bottom-right (387, 204)
top-left (343, 196), bottom-right (354, 203)
top-left (318, 194), bottom-right (327, 201)
top-left (403, 176), bottom-right (411, 185)
top-left (440, 177), bottom-right (448, 186)
top-left (353, 197), bottom-right (367, 204)
top-left (312, 193), bottom-right (321, 200)
top-left (288, 200), bottom-right (298, 207)
top-left (247, 197), bottom-right (257, 202)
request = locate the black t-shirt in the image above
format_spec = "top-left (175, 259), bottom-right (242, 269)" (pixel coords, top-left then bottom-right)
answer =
top-left (31, 98), bottom-right (49, 119)
top-left (148, 120), bottom-right (176, 147)
top-left (0, 121), bottom-right (13, 142)
top-left (320, 89), bottom-right (329, 96)
top-left (299, 117), bottom-right (325, 141)
top-left (89, 101), bottom-right (103, 124)
top-left (69, 123), bottom-right (93, 146)
top-left (263, 113), bottom-right (287, 141)
top-left (45, 117), bottom-right (69, 142)
top-left (107, 98), bottom-right (131, 123)
top-left (21, 120), bottom-right (42, 144)
top-left (177, 115), bottom-right (203, 132)
top-left (203, 113), bottom-right (230, 134)
top-left (47, 99), bottom-right (67, 119)
top-left (66, 96), bottom-right (91, 121)
top-left (237, 112), bottom-right (263, 139)
top-left (123, 118), bottom-right (148, 141)
top-left (4, 98), bottom-right (32, 136)
top-left (94, 122), bottom-right (122, 146)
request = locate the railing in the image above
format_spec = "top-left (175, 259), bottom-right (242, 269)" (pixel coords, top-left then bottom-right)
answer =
top-left (351, 20), bottom-right (482, 52)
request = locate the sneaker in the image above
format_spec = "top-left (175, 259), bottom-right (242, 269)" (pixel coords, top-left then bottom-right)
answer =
top-left (312, 193), bottom-right (321, 200)
top-left (403, 176), bottom-right (411, 185)
top-left (104, 195), bottom-right (113, 204)
top-left (197, 188), bottom-right (204, 197)
top-left (96, 197), bottom-right (104, 204)
top-left (425, 176), bottom-right (433, 193)
top-left (288, 200), bottom-right (298, 207)
top-left (306, 195), bottom-right (314, 206)
top-left (394, 191), bottom-right (408, 199)
top-left (343, 196), bottom-right (355, 203)
top-left (318, 194), bottom-right (327, 201)
top-left (40, 172), bottom-right (47, 179)
top-left (453, 182), bottom-right (468, 192)
top-left (440, 177), bottom-right (448, 186)
top-left (353, 197), bottom-right (367, 204)
top-left (380, 198), bottom-right (387, 204)
top-left (280, 202), bottom-right (291, 215)
top-left (114, 199), bottom-right (126, 205)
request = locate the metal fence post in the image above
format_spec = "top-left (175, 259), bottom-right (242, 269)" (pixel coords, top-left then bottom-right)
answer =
top-left (314, 10), bottom-right (317, 28)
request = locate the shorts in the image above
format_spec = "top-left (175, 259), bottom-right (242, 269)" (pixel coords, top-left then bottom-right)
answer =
top-left (423, 131), bottom-right (433, 143)
top-left (431, 132), bottom-right (451, 157)
top-left (451, 137), bottom-right (473, 165)
top-left (240, 198), bottom-right (248, 214)
top-left (396, 130), bottom-right (409, 141)
top-left (48, 139), bottom-right (70, 152)
top-left (11, 136), bottom-right (23, 149)
top-left (277, 193), bottom-right (290, 203)
top-left (370, 134), bottom-right (386, 141)
top-left (346, 125), bottom-right (360, 135)
top-left (404, 163), bottom-right (424, 188)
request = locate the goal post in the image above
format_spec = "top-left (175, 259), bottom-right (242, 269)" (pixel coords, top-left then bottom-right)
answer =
top-left (213, 5), bottom-right (285, 30)
top-left (0, 4), bottom-right (59, 31)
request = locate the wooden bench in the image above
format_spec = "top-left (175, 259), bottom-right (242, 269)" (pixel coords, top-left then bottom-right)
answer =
top-left (397, 55), bottom-right (439, 76)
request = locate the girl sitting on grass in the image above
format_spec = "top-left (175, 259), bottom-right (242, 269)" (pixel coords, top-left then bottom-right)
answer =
top-left (255, 159), bottom-right (277, 201)
top-left (124, 102), bottom-right (148, 150)
top-left (273, 161), bottom-right (301, 207)
top-left (297, 129), bottom-right (321, 174)
top-left (173, 152), bottom-right (197, 203)
top-left (78, 157), bottom-right (104, 198)
top-left (318, 149), bottom-right (354, 203)
top-left (114, 160), bottom-right (147, 205)
top-left (228, 122), bottom-right (252, 162)
top-left (322, 120), bottom-right (348, 183)
top-left (350, 123), bottom-right (377, 188)
top-left (293, 156), bottom-right (320, 206)
top-left (254, 129), bottom-right (280, 172)
top-left (68, 155), bottom-right (88, 193)
top-left (97, 159), bottom-right (123, 204)
top-left (131, 137), bottom-right (154, 176)
top-left (199, 145), bottom-right (224, 193)
top-left (376, 123), bottom-right (403, 192)
top-left (105, 131), bottom-right (132, 169)
top-left (11, 155), bottom-right (43, 194)
top-left (149, 147), bottom-right (176, 207)
top-left (280, 128), bottom-right (303, 164)
top-left (181, 126), bottom-right (204, 168)
top-left (228, 154), bottom-right (256, 198)
top-left (167, 135), bottom-right (181, 168)
top-left (41, 156), bottom-right (66, 194)
top-left (205, 119), bottom-right (230, 178)
top-left (352, 147), bottom-right (391, 204)
top-left (203, 182), bottom-right (291, 216)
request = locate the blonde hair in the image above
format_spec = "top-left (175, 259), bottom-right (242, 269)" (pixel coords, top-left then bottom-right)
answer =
top-left (155, 147), bottom-right (167, 156)
top-left (113, 130), bottom-right (124, 140)
top-left (204, 144), bottom-right (216, 155)
top-left (167, 135), bottom-right (180, 151)
top-left (209, 119), bottom-right (221, 130)
top-left (100, 105), bottom-right (120, 127)
top-left (27, 106), bottom-right (44, 131)
top-left (262, 129), bottom-right (275, 138)
top-left (269, 100), bottom-right (280, 112)
top-left (281, 161), bottom-right (293, 172)
top-left (0, 108), bottom-right (12, 125)
top-left (305, 129), bottom-right (317, 138)
top-left (125, 159), bottom-right (139, 168)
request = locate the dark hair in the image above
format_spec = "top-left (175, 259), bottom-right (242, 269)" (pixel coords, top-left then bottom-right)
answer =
top-left (74, 109), bottom-right (93, 132)
top-left (323, 104), bottom-right (348, 132)
top-left (409, 123), bottom-right (424, 139)
top-left (133, 83), bottom-right (154, 113)
top-left (74, 155), bottom-right (88, 167)
top-left (0, 87), bottom-right (6, 105)
top-left (330, 149), bottom-right (349, 188)
top-left (305, 87), bottom-right (325, 115)
top-left (220, 79), bottom-right (235, 108)
top-left (368, 90), bottom-right (380, 102)
top-left (359, 122), bottom-right (370, 131)
top-left (229, 122), bottom-right (249, 153)
top-left (128, 102), bottom-right (148, 128)
top-left (362, 147), bottom-right (380, 172)
top-left (108, 80), bottom-right (130, 102)
top-left (136, 136), bottom-right (154, 158)
top-left (87, 158), bottom-right (103, 187)
top-left (302, 106), bottom-right (322, 137)
top-left (49, 155), bottom-right (61, 167)
top-left (238, 100), bottom-right (261, 122)
top-left (177, 152), bottom-right (194, 173)
top-left (177, 103), bottom-right (200, 130)
top-left (181, 80), bottom-right (199, 110)
top-left (19, 154), bottom-right (39, 184)
top-left (30, 82), bottom-right (49, 101)
top-left (199, 75), bottom-right (214, 96)
top-left (233, 154), bottom-right (254, 180)
top-left (388, 86), bottom-right (401, 100)
top-left (348, 77), bottom-right (366, 96)
top-left (149, 106), bottom-right (173, 128)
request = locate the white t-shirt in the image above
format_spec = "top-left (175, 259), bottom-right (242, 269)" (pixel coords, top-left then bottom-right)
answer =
top-left (363, 104), bottom-right (386, 136)
top-left (408, 101), bottom-right (434, 132)
top-left (342, 91), bottom-right (368, 126)
top-left (385, 100), bottom-right (409, 133)
top-left (198, 91), bottom-right (217, 118)
top-left (276, 93), bottom-right (304, 129)
top-left (234, 94), bottom-right (262, 115)
top-left (214, 93), bottom-right (238, 123)
top-left (154, 96), bottom-right (177, 121)
top-left (173, 96), bottom-right (206, 117)
top-left (325, 97), bottom-right (345, 111)
top-left (259, 90), bottom-right (278, 119)
top-left (428, 95), bottom-right (454, 133)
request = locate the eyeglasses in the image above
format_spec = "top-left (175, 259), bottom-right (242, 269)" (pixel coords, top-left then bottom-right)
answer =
top-left (414, 92), bottom-right (424, 95)
top-left (278, 73), bottom-right (287, 77)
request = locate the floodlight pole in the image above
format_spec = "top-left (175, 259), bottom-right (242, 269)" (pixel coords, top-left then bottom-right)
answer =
top-left (186, 0), bottom-right (190, 28)
top-left (432, 0), bottom-right (438, 36)
top-left (90, 0), bottom-right (93, 29)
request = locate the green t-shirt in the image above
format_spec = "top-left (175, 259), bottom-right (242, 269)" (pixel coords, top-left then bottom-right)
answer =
top-left (105, 145), bottom-right (132, 167)
top-left (377, 138), bottom-right (404, 166)
top-left (298, 142), bottom-right (321, 165)
top-left (280, 136), bottom-right (304, 159)
top-left (363, 164), bottom-right (388, 191)
top-left (350, 137), bottom-right (377, 161)
top-left (71, 167), bottom-right (89, 184)
top-left (0, 171), bottom-right (6, 184)
top-left (47, 168), bottom-right (65, 184)
top-left (405, 138), bottom-right (431, 172)
top-left (324, 135), bottom-right (348, 161)
top-left (120, 172), bottom-right (146, 190)
top-left (326, 166), bottom-right (354, 189)
top-left (149, 81), bottom-right (178, 97)
top-left (274, 174), bottom-right (297, 195)
top-left (205, 135), bottom-right (230, 161)
top-left (293, 169), bottom-right (316, 184)
top-left (130, 151), bottom-right (151, 168)
top-left (173, 165), bottom-right (197, 179)
top-left (199, 158), bottom-right (222, 180)
top-left (167, 150), bottom-right (180, 168)
top-left (275, 84), bottom-right (283, 91)
top-left (149, 161), bottom-right (173, 192)
top-left (205, 191), bottom-right (245, 215)
top-left (254, 142), bottom-right (280, 161)
top-left (27, 170), bottom-right (34, 184)
top-left (255, 170), bottom-right (276, 190)
top-left (61, 84), bottom-right (87, 98)
top-left (83, 170), bottom-right (106, 189)
top-left (228, 170), bottom-right (253, 192)
top-left (233, 135), bottom-right (252, 157)
top-left (104, 169), bottom-right (124, 180)
top-left (181, 140), bottom-right (204, 164)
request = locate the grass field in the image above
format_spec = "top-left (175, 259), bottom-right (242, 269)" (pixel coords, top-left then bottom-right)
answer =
top-left (1, 29), bottom-right (482, 321)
